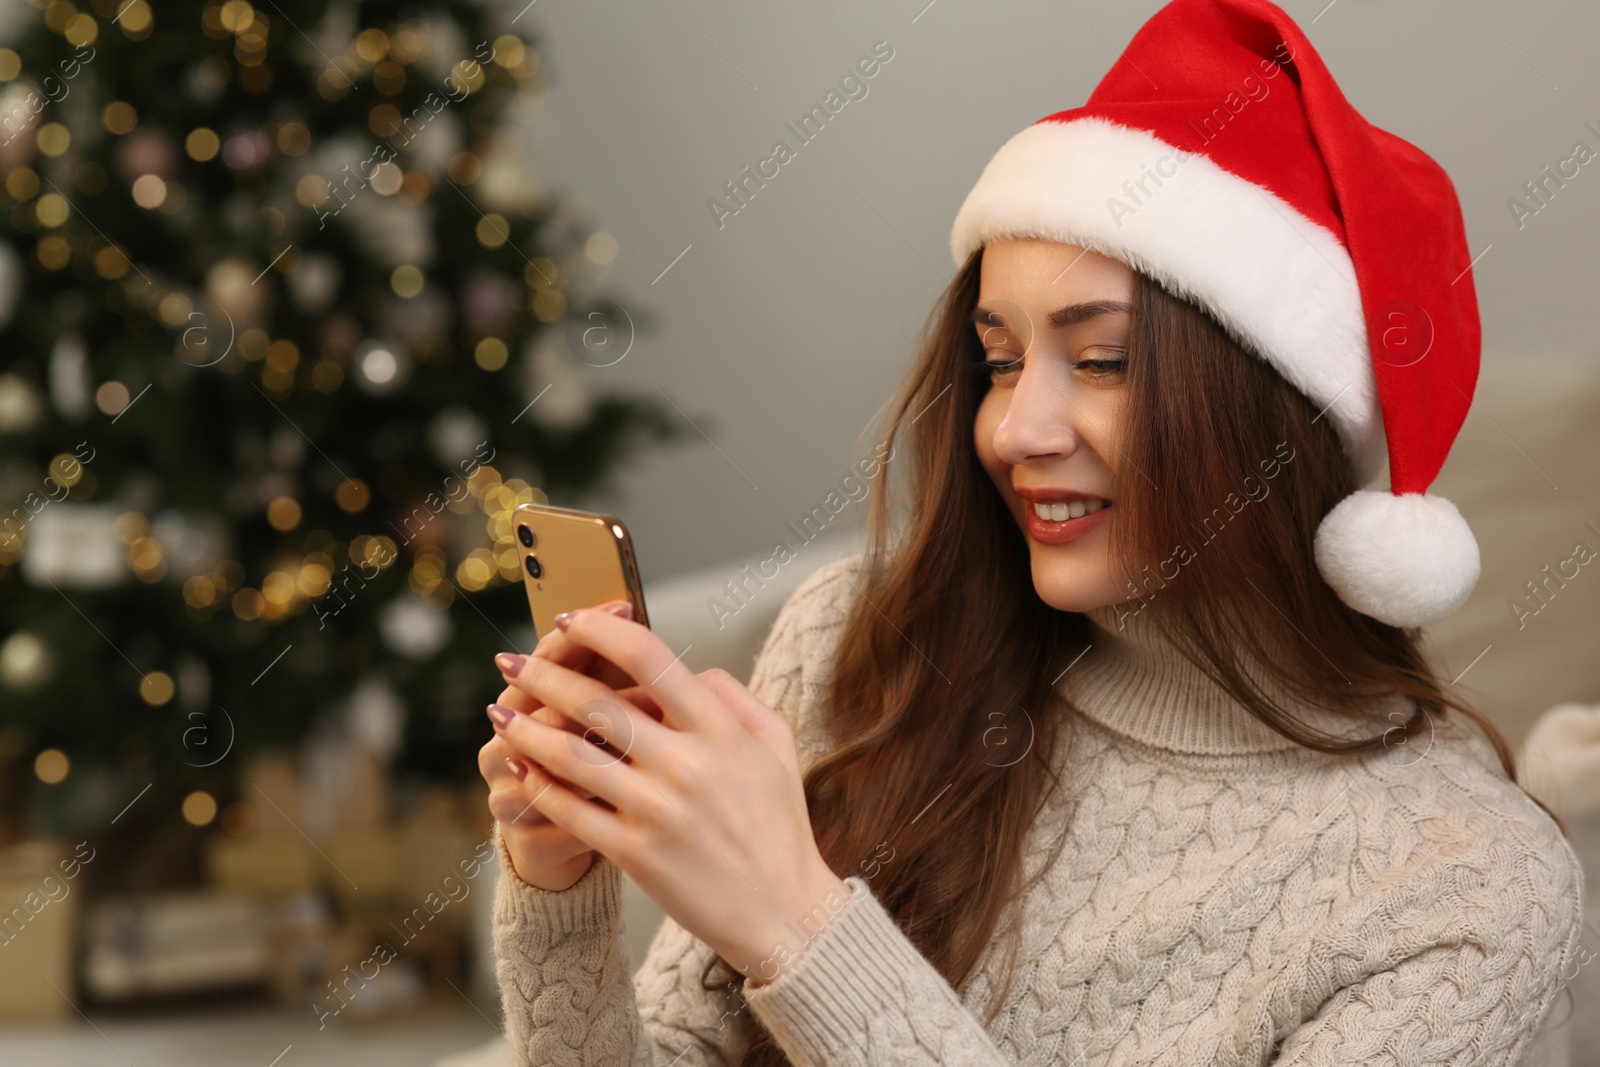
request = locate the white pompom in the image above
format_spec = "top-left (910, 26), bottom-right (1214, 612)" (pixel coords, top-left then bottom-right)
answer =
top-left (1313, 490), bottom-right (1480, 627)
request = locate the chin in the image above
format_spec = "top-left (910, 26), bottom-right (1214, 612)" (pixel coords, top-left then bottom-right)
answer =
top-left (1024, 540), bottom-right (1124, 614)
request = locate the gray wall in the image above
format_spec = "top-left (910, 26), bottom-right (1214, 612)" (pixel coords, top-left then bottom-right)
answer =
top-left (512, 0), bottom-right (1600, 582)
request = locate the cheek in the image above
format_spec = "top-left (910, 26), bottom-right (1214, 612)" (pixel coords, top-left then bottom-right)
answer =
top-left (972, 390), bottom-right (1005, 477)
top-left (1073, 394), bottom-right (1126, 468)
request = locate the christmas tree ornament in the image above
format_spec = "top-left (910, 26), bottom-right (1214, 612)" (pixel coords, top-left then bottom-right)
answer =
top-left (476, 145), bottom-right (545, 216)
top-left (185, 58), bottom-right (229, 103)
top-left (461, 270), bottom-right (515, 334)
top-left (288, 252), bottom-right (340, 312)
top-left (0, 630), bottom-right (52, 689)
top-left (385, 286), bottom-right (449, 345)
top-left (20, 504), bottom-right (127, 588)
top-left (0, 83), bottom-right (41, 171)
top-left (397, 106), bottom-right (463, 175)
top-left (0, 372), bottom-right (43, 433)
top-left (428, 405), bottom-right (489, 469)
top-left (269, 425), bottom-right (306, 468)
top-left (341, 191), bottom-right (435, 268)
top-left (47, 335), bottom-right (92, 421)
top-left (343, 674), bottom-right (407, 757)
top-left (204, 257), bottom-right (272, 328)
top-left (521, 330), bottom-right (596, 432)
top-left (220, 128), bottom-right (273, 171)
top-left (113, 128), bottom-right (179, 182)
top-left (150, 510), bottom-right (228, 580)
top-left (352, 340), bottom-right (408, 395)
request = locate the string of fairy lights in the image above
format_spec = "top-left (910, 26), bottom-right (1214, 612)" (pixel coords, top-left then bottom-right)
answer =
top-left (2, 1), bottom-right (627, 808)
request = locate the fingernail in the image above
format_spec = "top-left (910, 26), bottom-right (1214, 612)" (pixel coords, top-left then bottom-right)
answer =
top-left (503, 757), bottom-right (527, 782)
top-left (495, 652), bottom-right (526, 676)
top-left (553, 611), bottom-right (574, 632)
top-left (487, 702), bottom-right (516, 728)
top-left (605, 601), bottom-right (633, 620)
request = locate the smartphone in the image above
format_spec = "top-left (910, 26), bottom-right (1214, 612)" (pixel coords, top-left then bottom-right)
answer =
top-left (512, 502), bottom-right (650, 641)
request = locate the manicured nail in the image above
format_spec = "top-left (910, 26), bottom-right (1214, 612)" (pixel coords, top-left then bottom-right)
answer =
top-left (604, 601), bottom-right (633, 620)
top-left (487, 702), bottom-right (516, 728)
top-left (495, 652), bottom-right (526, 676)
top-left (503, 757), bottom-right (527, 782)
top-left (553, 610), bottom-right (574, 632)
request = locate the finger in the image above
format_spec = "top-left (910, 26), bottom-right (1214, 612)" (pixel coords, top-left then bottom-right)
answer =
top-left (496, 655), bottom-right (675, 766)
top-left (497, 756), bottom-right (610, 827)
top-left (482, 740), bottom-right (559, 826)
top-left (616, 683), bottom-right (666, 724)
top-left (494, 602), bottom-right (634, 713)
top-left (500, 662), bottom-right (634, 718)
top-left (533, 599), bottom-right (634, 667)
top-left (484, 712), bottom-right (603, 799)
top-left (491, 698), bottom-right (656, 815)
top-left (493, 634), bottom-right (594, 716)
top-left (529, 690), bottom-right (662, 760)
top-left (479, 734), bottom-right (524, 786)
top-left (497, 686), bottom-right (611, 743)
top-left (546, 606), bottom-right (722, 734)
top-left (515, 755), bottom-right (626, 855)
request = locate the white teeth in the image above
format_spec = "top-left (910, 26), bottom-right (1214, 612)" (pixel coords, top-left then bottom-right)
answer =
top-left (1031, 499), bottom-right (1108, 521)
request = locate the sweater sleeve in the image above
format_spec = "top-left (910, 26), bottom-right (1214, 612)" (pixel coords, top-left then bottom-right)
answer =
top-left (1265, 764), bottom-right (1588, 1067)
top-left (490, 824), bottom-right (671, 1066)
top-left (488, 550), bottom-right (885, 1066)
top-left (715, 552), bottom-right (1019, 1065)
top-left (738, 871), bottom-right (1019, 1065)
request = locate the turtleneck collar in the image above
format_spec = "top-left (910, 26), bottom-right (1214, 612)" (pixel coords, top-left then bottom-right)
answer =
top-left (1061, 599), bottom-right (1394, 756)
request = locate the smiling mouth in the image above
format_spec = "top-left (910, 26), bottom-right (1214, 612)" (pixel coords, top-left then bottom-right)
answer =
top-left (1027, 499), bottom-right (1109, 522)
top-left (1022, 499), bottom-right (1112, 544)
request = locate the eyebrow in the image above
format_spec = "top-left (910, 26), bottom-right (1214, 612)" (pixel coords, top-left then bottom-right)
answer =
top-left (970, 300), bottom-right (1133, 331)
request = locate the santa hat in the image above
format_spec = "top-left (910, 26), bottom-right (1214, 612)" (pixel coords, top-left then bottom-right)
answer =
top-left (949, 0), bottom-right (1481, 628)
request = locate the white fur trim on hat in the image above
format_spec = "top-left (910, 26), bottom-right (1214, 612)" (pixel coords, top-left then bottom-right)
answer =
top-left (1312, 490), bottom-right (1480, 627)
top-left (950, 116), bottom-right (1386, 485)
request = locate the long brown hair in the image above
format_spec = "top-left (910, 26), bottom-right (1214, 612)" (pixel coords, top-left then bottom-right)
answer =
top-left (725, 247), bottom-right (1564, 1065)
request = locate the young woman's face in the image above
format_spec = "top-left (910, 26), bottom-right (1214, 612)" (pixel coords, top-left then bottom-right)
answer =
top-left (972, 238), bottom-right (1138, 614)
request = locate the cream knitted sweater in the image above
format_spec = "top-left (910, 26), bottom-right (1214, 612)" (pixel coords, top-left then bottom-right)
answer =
top-left (491, 551), bottom-right (1587, 1066)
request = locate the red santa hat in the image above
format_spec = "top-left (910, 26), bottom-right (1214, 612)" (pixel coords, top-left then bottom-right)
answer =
top-left (950, 0), bottom-right (1482, 628)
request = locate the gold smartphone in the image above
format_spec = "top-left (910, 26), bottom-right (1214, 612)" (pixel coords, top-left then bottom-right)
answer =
top-left (512, 502), bottom-right (650, 641)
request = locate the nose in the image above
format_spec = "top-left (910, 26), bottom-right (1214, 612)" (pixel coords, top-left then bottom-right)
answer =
top-left (989, 356), bottom-right (1084, 466)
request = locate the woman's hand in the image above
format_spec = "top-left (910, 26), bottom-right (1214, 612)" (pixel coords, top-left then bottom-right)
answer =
top-left (487, 605), bottom-right (851, 983)
top-left (479, 600), bottom-right (642, 891)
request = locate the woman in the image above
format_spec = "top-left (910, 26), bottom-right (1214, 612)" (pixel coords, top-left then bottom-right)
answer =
top-left (477, 0), bottom-right (1587, 1064)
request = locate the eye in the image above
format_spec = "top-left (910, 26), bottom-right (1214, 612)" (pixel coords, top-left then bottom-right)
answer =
top-left (970, 353), bottom-right (1022, 383)
top-left (1073, 356), bottom-right (1127, 381)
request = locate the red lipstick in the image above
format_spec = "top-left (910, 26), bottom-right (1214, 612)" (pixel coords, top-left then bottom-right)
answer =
top-left (1014, 486), bottom-right (1112, 545)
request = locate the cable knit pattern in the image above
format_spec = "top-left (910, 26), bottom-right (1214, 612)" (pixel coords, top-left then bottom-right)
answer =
top-left (491, 550), bottom-right (1587, 1066)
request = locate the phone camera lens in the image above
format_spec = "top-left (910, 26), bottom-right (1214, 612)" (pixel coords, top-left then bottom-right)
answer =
top-left (516, 524), bottom-right (535, 548)
top-left (524, 555), bottom-right (542, 580)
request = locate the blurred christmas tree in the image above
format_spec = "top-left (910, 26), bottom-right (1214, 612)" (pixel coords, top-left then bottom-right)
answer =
top-left (0, 0), bottom-right (683, 850)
